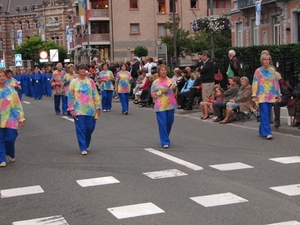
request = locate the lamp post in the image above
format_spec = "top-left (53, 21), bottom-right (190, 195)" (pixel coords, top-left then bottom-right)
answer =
top-left (84, 23), bottom-right (90, 65)
top-left (209, 0), bottom-right (215, 58)
top-left (172, 0), bottom-right (177, 67)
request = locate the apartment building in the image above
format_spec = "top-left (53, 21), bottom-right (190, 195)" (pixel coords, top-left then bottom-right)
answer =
top-left (71, 0), bottom-right (231, 63)
top-left (0, 0), bottom-right (72, 67)
top-left (230, 0), bottom-right (300, 47)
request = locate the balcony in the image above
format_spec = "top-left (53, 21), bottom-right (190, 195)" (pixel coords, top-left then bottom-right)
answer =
top-left (207, 8), bottom-right (231, 16)
top-left (238, 0), bottom-right (276, 9)
top-left (87, 9), bottom-right (109, 20)
top-left (73, 16), bottom-right (81, 26)
top-left (82, 34), bottom-right (110, 44)
top-left (74, 36), bottom-right (83, 47)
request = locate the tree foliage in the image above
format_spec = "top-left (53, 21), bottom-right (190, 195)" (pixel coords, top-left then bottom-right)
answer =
top-left (134, 46), bottom-right (148, 57)
top-left (14, 36), bottom-right (68, 65)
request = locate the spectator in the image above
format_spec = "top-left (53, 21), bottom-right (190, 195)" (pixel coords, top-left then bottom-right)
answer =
top-left (227, 50), bottom-right (241, 78)
top-left (289, 78), bottom-right (300, 128)
top-left (199, 84), bottom-right (221, 119)
top-left (130, 56), bottom-right (140, 97)
top-left (183, 67), bottom-right (202, 110)
top-left (273, 72), bottom-right (293, 128)
top-left (219, 76), bottom-right (252, 124)
top-left (213, 77), bottom-right (240, 122)
top-left (195, 52), bottom-right (204, 69)
top-left (252, 53), bottom-right (282, 139)
top-left (200, 51), bottom-right (215, 102)
top-left (177, 70), bottom-right (195, 109)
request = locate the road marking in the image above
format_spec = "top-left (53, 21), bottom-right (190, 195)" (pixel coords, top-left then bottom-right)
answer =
top-left (270, 184), bottom-right (300, 196)
top-left (22, 101), bottom-right (31, 104)
top-left (13, 215), bottom-right (69, 225)
top-left (266, 221), bottom-right (300, 225)
top-left (62, 116), bottom-right (74, 122)
top-left (76, 176), bottom-right (120, 187)
top-left (0, 185), bottom-right (44, 198)
top-left (143, 169), bottom-right (187, 179)
top-left (269, 156), bottom-right (300, 164)
top-left (209, 162), bottom-right (254, 171)
top-left (108, 202), bottom-right (165, 219)
top-left (144, 148), bottom-right (203, 171)
top-left (190, 192), bottom-right (248, 207)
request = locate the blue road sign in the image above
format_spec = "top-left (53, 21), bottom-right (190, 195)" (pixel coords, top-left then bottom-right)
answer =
top-left (15, 54), bottom-right (22, 67)
top-left (0, 62), bottom-right (6, 68)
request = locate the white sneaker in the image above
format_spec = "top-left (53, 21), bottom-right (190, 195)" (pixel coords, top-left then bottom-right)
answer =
top-left (0, 162), bottom-right (6, 167)
top-left (266, 135), bottom-right (273, 140)
top-left (7, 155), bottom-right (15, 162)
top-left (103, 109), bottom-right (107, 112)
top-left (163, 145), bottom-right (169, 149)
top-left (107, 109), bottom-right (110, 112)
top-left (81, 151), bottom-right (88, 155)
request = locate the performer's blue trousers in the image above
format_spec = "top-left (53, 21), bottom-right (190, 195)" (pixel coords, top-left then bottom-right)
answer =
top-left (102, 90), bottom-right (113, 110)
top-left (156, 109), bottom-right (174, 146)
top-left (54, 95), bottom-right (67, 114)
top-left (259, 102), bottom-right (272, 137)
top-left (118, 93), bottom-right (130, 113)
top-left (0, 128), bottom-right (18, 163)
top-left (74, 115), bottom-right (96, 152)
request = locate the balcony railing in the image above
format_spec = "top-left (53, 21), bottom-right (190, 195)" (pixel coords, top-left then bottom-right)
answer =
top-left (74, 36), bottom-right (82, 46)
top-left (83, 34), bottom-right (110, 42)
top-left (88, 9), bottom-right (109, 18)
top-left (207, 8), bottom-right (231, 16)
top-left (73, 16), bottom-right (81, 26)
top-left (238, 0), bottom-right (276, 9)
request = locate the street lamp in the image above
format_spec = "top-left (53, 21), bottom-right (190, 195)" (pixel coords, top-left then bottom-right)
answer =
top-left (209, 0), bottom-right (215, 58)
top-left (85, 23), bottom-right (90, 65)
top-left (172, 0), bottom-right (177, 67)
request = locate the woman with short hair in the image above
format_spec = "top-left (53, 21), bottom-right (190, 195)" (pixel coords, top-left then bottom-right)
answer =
top-left (98, 62), bottom-right (114, 112)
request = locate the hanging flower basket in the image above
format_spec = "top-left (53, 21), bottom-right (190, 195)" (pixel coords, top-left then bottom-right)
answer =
top-left (78, 48), bottom-right (100, 57)
top-left (192, 16), bottom-right (231, 33)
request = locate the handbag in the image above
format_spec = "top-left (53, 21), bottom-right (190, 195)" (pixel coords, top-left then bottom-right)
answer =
top-left (287, 98), bottom-right (297, 108)
top-left (214, 69), bottom-right (223, 82)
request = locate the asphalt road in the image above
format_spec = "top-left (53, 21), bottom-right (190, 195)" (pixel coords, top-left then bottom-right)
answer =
top-left (0, 95), bottom-right (300, 225)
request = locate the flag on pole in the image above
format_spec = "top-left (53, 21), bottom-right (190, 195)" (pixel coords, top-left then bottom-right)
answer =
top-left (78, 0), bottom-right (86, 25)
top-left (39, 16), bottom-right (46, 41)
top-left (17, 30), bottom-right (22, 46)
top-left (66, 26), bottom-right (72, 54)
top-left (255, 0), bottom-right (262, 26)
top-left (10, 30), bottom-right (15, 50)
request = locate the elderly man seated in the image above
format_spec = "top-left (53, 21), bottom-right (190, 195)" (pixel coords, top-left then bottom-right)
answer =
top-left (219, 76), bottom-right (252, 124)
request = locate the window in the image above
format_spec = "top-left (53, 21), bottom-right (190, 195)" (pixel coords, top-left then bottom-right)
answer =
top-left (252, 20), bottom-right (259, 45)
top-left (236, 22), bottom-right (243, 47)
top-left (33, 20), bottom-right (38, 29)
top-left (129, 0), bottom-right (138, 9)
top-left (158, 24), bottom-right (166, 37)
top-left (51, 36), bottom-right (60, 44)
top-left (0, 23), bottom-right (2, 32)
top-left (169, 0), bottom-right (177, 13)
top-left (158, 0), bottom-right (166, 13)
top-left (190, 0), bottom-right (198, 9)
top-left (130, 23), bottom-right (140, 34)
top-left (91, 22), bottom-right (109, 34)
top-left (25, 21), bottom-right (30, 30)
top-left (11, 22), bottom-right (14, 31)
top-left (272, 16), bottom-right (280, 45)
top-left (18, 21), bottom-right (22, 30)
top-left (91, 0), bottom-right (109, 9)
top-left (213, 0), bottom-right (227, 8)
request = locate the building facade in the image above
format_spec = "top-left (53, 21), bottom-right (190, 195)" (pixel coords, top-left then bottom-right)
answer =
top-left (0, 0), bottom-right (72, 68)
top-left (230, 0), bottom-right (300, 47)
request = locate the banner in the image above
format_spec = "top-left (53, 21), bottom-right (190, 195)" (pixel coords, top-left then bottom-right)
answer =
top-left (78, 0), bottom-right (86, 25)
top-left (66, 26), bottom-right (72, 54)
top-left (255, 0), bottom-right (262, 26)
top-left (10, 30), bottom-right (15, 50)
top-left (17, 30), bottom-right (22, 46)
top-left (39, 16), bottom-right (46, 41)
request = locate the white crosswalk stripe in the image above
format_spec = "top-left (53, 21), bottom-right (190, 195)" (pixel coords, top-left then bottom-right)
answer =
top-left (13, 215), bottom-right (68, 225)
top-left (265, 221), bottom-right (300, 225)
top-left (0, 185), bottom-right (44, 198)
top-left (269, 156), bottom-right (300, 164)
top-left (270, 184), bottom-right (300, 196)
top-left (209, 162), bottom-right (254, 171)
top-left (76, 176), bottom-right (120, 187)
top-left (143, 169), bottom-right (187, 179)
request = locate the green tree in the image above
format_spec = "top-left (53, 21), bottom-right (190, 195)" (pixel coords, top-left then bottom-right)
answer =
top-left (134, 46), bottom-right (148, 58)
top-left (14, 36), bottom-right (68, 65)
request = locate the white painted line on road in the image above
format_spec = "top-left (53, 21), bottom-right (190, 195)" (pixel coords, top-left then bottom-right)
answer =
top-left (209, 162), bottom-right (254, 171)
top-left (62, 116), bottom-right (74, 122)
top-left (108, 202), bottom-right (165, 219)
top-left (266, 221), bottom-right (300, 225)
top-left (269, 156), bottom-right (300, 164)
top-left (270, 184), bottom-right (300, 196)
top-left (144, 148), bottom-right (203, 171)
top-left (0, 185), bottom-right (44, 198)
top-left (22, 101), bottom-right (31, 104)
top-left (76, 176), bottom-right (120, 187)
top-left (190, 192), bottom-right (248, 207)
top-left (13, 215), bottom-right (69, 225)
top-left (143, 169), bottom-right (187, 179)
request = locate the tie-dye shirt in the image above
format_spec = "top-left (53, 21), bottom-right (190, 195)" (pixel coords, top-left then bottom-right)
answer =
top-left (97, 70), bottom-right (114, 91)
top-left (68, 77), bottom-right (101, 116)
top-left (0, 86), bottom-right (25, 129)
top-left (151, 78), bottom-right (178, 112)
top-left (5, 78), bottom-right (21, 91)
top-left (115, 71), bottom-right (132, 93)
top-left (63, 73), bottom-right (78, 96)
top-left (51, 70), bottom-right (65, 95)
top-left (252, 67), bottom-right (281, 103)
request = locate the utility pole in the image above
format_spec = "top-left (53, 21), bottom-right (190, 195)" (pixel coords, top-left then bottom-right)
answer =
top-left (172, 0), bottom-right (177, 67)
top-left (210, 0), bottom-right (215, 58)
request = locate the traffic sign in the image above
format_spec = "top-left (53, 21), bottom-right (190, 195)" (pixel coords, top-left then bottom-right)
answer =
top-left (15, 54), bottom-right (22, 67)
top-left (50, 49), bottom-right (59, 62)
top-left (0, 62), bottom-right (5, 68)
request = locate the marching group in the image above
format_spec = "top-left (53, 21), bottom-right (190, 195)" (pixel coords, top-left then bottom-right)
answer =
top-left (1, 49), bottom-right (300, 167)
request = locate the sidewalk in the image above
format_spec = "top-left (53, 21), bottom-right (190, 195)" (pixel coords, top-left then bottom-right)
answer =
top-left (175, 107), bottom-right (300, 137)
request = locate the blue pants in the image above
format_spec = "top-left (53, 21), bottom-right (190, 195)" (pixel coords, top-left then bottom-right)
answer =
top-left (18, 89), bottom-right (23, 101)
top-left (118, 93), bottom-right (130, 113)
top-left (45, 81), bottom-right (52, 97)
top-left (0, 128), bottom-right (18, 163)
top-left (102, 90), bottom-right (113, 110)
top-left (34, 82), bottom-right (43, 100)
top-left (156, 110), bottom-right (175, 146)
top-left (54, 95), bottom-right (67, 114)
top-left (74, 115), bottom-right (96, 152)
top-left (259, 103), bottom-right (272, 137)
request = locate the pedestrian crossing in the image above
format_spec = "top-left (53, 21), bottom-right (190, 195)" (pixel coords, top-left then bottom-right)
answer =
top-left (1, 149), bottom-right (300, 224)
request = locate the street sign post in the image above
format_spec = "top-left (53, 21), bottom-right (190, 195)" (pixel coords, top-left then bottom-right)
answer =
top-left (50, 49), bottom-right (59, 62)
top-left (39, 50), bottom-right (49, 63)
top-left (15, 54), bottom-right (22, 67)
